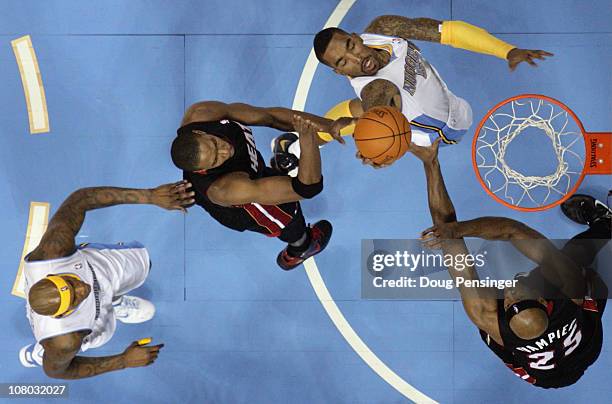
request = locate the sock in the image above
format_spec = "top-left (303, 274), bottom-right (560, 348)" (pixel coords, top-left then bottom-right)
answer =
top-left (287, 229), bottom-right (312, 257)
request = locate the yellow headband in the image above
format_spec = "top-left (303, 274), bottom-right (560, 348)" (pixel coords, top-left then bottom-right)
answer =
top-left (45, 274), bottom-right (80, 317)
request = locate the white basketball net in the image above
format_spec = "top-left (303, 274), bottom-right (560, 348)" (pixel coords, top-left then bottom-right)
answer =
top-left (475, 98), bottom-right (584, 208)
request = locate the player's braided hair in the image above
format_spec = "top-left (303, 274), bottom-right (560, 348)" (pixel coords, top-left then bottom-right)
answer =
top-left (313, 27), bottom-right (346, 65)
top-left (171, 134), bottom-right (202, 171)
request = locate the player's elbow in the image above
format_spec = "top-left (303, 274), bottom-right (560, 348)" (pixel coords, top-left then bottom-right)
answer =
top-left (206, 184), bottom-right (235, 206)
top-left (43, 366), bottom-right (66, 379)
top-left (63, 188), bottom-right (92, 207)
top-left (292, 176), bottom-right (323, 199)
top-left (502, 219), bottom-right (541, 240)
top-left (42, 360), bottom-right (71, 380)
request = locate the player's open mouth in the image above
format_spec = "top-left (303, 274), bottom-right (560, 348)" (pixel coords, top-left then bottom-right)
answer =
top-left (362, 57), bottom-right (376, 74)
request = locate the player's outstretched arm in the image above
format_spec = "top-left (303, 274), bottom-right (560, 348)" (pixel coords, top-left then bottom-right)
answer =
top-left (208, 115), bottom-right (324, 206)
top-left (182, 101), bottom-right (352, 144)
top-left (423, 217), bottom-right (586, 300)
top-left (413, 139), bottom-right (498, 335)
top-left (27, 182), bottom-right (194, 262)
top-left (409, 139), bottom-right (456, 225)
top-left (41, 333), bottom-right (163, 379)
top-left (365, 15), bottom-right (553, 70)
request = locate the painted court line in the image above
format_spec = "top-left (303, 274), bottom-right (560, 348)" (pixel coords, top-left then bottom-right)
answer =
top-left (12, 202), bottom-right (50, 298)
top-left (293, 1), bottom-right (437, 402)
top-left (11, 35), bottom-right (50, 134)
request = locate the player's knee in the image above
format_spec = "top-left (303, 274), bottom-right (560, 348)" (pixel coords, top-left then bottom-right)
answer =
top-left (291, 176), bottom-right (323, 199)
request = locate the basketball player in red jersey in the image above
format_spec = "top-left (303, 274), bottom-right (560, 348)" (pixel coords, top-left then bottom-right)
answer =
top-left (171, 101), bottom-right (353, 270)
top-left (414, 140), bottom-right (610, 388)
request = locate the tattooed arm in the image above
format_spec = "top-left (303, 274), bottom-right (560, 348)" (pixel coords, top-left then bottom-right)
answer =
top-left (365, 15), bottom-right (442, 42)
top-left (41, 332), bottom-right (163, 379)
top-left (360, 79), bottom-right (402, 112)
top-left (27, 181), bottom-right (194, 262)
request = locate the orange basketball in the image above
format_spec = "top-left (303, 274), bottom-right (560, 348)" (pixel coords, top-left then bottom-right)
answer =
top-left (353, 106), bottom-right (411, 165)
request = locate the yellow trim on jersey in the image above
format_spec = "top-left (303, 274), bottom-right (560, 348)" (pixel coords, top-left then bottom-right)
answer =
top-left (410, 120), bottom-right (457, 144)
top-left (440, 21), bottom-right (515, 60)
top-left (366, 43), bottom-right (393, 56)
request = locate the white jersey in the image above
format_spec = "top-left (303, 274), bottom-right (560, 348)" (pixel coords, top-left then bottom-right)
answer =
top-left (24, 242), bottom-right (150, 352)
top-left (349, 33), bottom-right (472, 146)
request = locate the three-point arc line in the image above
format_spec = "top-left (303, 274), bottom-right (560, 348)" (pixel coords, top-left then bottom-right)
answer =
top-left (292, 0), bottom-right (436, 402)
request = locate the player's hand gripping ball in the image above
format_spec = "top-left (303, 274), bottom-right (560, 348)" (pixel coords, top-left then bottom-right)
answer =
top-left (353, 106), bottom-right (411, 166)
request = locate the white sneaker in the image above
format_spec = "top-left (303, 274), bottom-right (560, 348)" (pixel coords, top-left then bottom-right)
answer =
top-left (113, 296), bottom-right (155, 324)
top-left (19, 342), bottom-right (44, 368)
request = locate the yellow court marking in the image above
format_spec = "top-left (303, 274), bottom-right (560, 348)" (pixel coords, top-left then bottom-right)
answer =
top-left (293, 0), bottom-right (437, 402)
top-left (12, 202), bottom-right (50, 298)
top-left (11, 35), bottom-right (50, 134)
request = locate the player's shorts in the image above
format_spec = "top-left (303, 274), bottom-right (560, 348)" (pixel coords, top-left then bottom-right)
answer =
top-left (78, 241), bottom-right (150, 298)
top-left (410, 96), bottom-right (472, 146)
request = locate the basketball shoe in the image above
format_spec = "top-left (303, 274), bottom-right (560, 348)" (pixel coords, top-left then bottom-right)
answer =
top-left (270, 132), bottom-right (299, 176)
top-left (277, 220), bottom-right (332, 270)
top-left (561, 193), bottom-right (612, 226)
top-left (113, 296), bottom-right (155, 324)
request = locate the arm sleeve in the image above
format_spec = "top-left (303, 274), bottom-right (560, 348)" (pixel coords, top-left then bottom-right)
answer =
top-left (440, 20), bottom-right (516, 60)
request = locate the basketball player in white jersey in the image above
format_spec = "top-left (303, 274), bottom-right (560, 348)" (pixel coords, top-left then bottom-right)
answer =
top-left (271, 15), bottom-right (552, 170)
top-left (21, 181), bottom-right (194, 379)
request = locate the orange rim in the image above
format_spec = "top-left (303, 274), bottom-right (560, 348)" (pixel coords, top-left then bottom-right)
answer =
top-left (471, 94), bottom-right (588, 212)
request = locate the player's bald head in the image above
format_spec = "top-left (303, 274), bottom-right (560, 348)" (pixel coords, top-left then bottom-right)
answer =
top-left (509, 308), bottom-right (549, 340)
top-left (504, 282), bottom-right (549, 339)
top-left (28, 279), bottom-right (61, 316)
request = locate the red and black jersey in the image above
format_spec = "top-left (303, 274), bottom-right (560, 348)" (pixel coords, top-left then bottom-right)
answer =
top-left (480, 295), bottom-right (605, 388)
top-left (180, 120), bottom-right (299, 237)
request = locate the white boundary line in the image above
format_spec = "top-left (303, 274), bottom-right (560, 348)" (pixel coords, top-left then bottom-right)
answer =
top-left (292, 1), bottom-right (437, 402)
top-left (11, 35), bottom-right (50, 134)
top-left (12, 202), bottom-right (50, 298)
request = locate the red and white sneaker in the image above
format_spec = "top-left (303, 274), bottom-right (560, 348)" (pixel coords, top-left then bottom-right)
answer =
top-left (277, 220), bottom-right (333, 270)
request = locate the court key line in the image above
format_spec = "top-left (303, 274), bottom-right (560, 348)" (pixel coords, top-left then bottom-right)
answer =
top-left (11, 35), bottom-right (50, 134)
top-left (292, 1), bottom-right (437, 403)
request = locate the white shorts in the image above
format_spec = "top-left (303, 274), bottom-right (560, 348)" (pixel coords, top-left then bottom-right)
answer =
top-left (78, 241), bottom-right (150, 298)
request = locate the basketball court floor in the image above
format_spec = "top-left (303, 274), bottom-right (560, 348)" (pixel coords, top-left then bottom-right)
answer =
top-left (1, 1), bottom-right (611, 402)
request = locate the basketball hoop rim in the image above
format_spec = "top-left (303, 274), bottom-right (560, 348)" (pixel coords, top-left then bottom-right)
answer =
top-left (471, 93), bottom-right (589, 212)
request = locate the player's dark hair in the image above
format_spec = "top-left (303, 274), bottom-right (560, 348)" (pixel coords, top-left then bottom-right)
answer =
top-left (171, 134), bottom-right (201, 171)
top-left (313, 27), bottom-right (346, 65)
